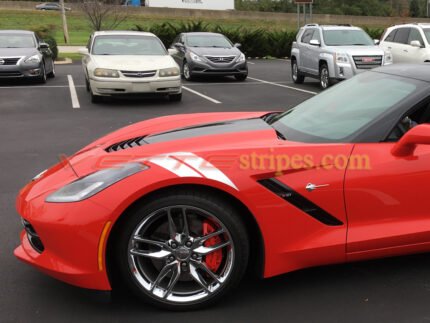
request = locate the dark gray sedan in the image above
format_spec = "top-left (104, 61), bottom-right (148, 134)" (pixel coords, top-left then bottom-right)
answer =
top-left (169, 32), bottom-right (248, 81)
top-left (0, 30), bottom-right (55, 83)
top-left (35, 3), bottom-right (71, 11)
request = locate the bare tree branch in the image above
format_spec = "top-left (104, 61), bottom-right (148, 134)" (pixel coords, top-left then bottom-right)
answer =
top-left (77, 0), bottom-right (130, 31)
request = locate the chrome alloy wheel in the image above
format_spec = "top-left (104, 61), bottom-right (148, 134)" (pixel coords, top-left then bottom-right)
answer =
top-left (320, 66), bottom-right (329, 89)
top-left (127, 206), bottom-right (235, 304)
top-left (292, 62), bottom-right (298, 82)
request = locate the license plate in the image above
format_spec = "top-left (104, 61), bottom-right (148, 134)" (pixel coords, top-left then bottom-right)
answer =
top-left (132, 83), bottom-right (150, 92)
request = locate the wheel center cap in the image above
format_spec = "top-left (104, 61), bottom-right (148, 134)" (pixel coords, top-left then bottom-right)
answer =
top-left (176, 247), bottom-right (190, 260)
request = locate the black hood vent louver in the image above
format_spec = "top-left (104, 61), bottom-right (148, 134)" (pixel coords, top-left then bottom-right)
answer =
top-left (105, 136), bottom-right (147, 152)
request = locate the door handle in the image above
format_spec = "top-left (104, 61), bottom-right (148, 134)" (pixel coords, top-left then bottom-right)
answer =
top-left (306, 183), bottom-right (329, 192)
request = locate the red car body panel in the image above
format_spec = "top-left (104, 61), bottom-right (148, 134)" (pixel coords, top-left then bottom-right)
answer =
top-left (14, 111), bottom-right (430, 291)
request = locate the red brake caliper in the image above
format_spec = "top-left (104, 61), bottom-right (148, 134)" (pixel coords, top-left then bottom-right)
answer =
top-left (203, 221), bottom-right (223, 272)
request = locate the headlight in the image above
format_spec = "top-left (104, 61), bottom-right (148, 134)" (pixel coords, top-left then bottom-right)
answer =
top-left (237, 53), bottom-right (246, 62)
top-left (24, 55), bottom-right (41, 64)
top-left (190, 52), bottom-right (202, 62)
top-left (46, 163), bottom-right (146, 203)
top-left (335, 52), bottom-right (349, 64)
top-left (384, 51), bottom-right (393, 65)
top-left (94, 68), bottom-right (120, 78)
top-left (159, 67), bottom-right (180, 77)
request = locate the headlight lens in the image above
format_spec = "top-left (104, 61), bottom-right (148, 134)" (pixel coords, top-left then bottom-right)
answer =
top-left (94, 68), bottom-right (120, 78)
top-left (46, 163), bottom-right (146, 203)
top-left (384, 51), bottom-right (393, 65)
top-left (335, 52), bottom-right (349, 64)
top-left (24, 55), bottom-right (40, 64)
top-left (190, 52), bottom-right (202, 62)
top-left (237, 53), bottom-right (246, 62)
top-left (159, 67), bottom-right (180, 77)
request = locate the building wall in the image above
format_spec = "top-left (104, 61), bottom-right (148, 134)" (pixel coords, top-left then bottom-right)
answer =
top-left (145, 0), bottom-right (235, 11)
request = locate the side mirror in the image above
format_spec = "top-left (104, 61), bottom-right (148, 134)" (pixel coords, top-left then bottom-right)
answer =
top-left (374, 39), bottom-right (380, 45)
top-left (410, 40), bottom-right (422, 48)
top-left (39, 42), bottom-right (49, 49)
top-left (234, 43), bottom-right (242, 48)
top-left (391, 124), bottom-right (430, 157)
top-left (78, 48), bottom-right (89, 55)
top-left (309, 39), bottom-right (321, 47)
top-left (174, 43), bottom-right (185, 50)
top-left (167, 48), bottom-right (176, 55)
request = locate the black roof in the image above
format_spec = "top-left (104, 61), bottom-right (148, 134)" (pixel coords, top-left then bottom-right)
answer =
top-left (0, 30), bottom-right (35, 35)
top-left (373, 64), bottom-right (430, 83)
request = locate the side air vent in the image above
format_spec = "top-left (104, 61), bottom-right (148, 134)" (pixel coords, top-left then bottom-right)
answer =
top-left (105, 136), bottom-right (147, 152)
top-left (258, 178), bottom-right (343, 226)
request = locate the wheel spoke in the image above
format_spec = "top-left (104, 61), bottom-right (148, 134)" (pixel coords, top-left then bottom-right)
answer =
top-left (182, 208), bottom-right (189, 237)
top-left (192, 260), bottom-right (221, 284)
top-left (189, 263), bottom-right (211, 293)
top-left (167, 209), bottom-right (177, 240)
top-left (194, 229), bottom-right (224, 245)
top-left (194, 241), bottom-right (231, 256)
top-left (163, 263), bottom-right (181, 298)
top-left (133, 236), bottom-right (165, 248)
top-left (151, 262), bottom-right (176, 292)
top-left (130, 248), bottom-right (171, 259)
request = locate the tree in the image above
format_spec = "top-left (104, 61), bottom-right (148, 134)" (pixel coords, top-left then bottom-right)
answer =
top-left (78, 0), bottom-right (129, 31)
top-left (409, 0), bottom-right (421, 17)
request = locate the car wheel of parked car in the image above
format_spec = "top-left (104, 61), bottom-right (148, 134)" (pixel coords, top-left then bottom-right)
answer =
top-left (319, 64), bottom-right (332, 90)
top-left (291, 59), bottom-right (305, 84)
top-left (169, 93), bottom-right (182, 102)
top-left (37, 63), bottom-right (47, 84)
top-left (183, 61), bottom-right (194, 81)
top-left (234, 74), bottom-right (247, 82)
top-left (112, 190), bottom-right (249, 310)
top-left (47, 61), bottom-right (55, 78)
top-left (85, 78), bottom-right (90, 92)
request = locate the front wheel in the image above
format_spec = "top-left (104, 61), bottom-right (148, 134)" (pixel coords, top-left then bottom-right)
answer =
top-left (47, 60), bottom-right (55, 78)
top-left (169, 93), bottom-right (182, 102)
top-left (291, 59), bottom-right (305, 84)
top-left (235, 74), bottom-right (248, 82)
top-left (182, 61), bottom-right (194, 81)
top-left (319, 64), bottom-right (332, 90)
top-left (113, 191), bottom-right (249, 310)
top-left (37, 63), bottom-right (47, 84)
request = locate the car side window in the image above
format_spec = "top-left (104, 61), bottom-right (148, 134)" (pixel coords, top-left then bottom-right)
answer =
top-left (384, 29), bottom-right (397, 42)
top-left (311, 30), bottom-right (321, 42)
top-left (171, 35), bottom-right (179, 47)
top-left (408, 28), bottom-right (424, 46)
top-left (301, 29), bottom-right (315, 44)
top-left (387, 103), bottom-right (430, 142)
top-left (393, 28), bottom-right (410, 44)
top-left (180, 34), bottom-right (185, 45)
top-left (86, 36), bottom-right (92, 50)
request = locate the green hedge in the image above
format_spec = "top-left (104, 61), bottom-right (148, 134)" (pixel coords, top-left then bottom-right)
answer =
top-left (31, 25), bottom-right (59, 60)
top-left (135, 22), bottom-right (384, 58)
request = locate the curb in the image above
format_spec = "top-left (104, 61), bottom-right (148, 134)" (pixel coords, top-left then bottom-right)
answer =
top-left (55, 58), bottom-right (73, 65)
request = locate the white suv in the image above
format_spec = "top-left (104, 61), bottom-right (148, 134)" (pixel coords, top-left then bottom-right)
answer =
top-left (380, 23), bottom-right (430, 63)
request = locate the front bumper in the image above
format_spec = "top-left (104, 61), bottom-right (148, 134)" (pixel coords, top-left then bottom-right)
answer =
top-left (188, 59), bottom-right (248, 76)
top-left (89, 76), bottom-right (182, 97)
top-left (0, 61), bottom-right (43, 79)
top-left (333, 61), bottom-right (392, 80)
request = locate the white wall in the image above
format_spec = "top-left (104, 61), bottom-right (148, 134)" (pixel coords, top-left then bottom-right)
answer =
top-left (145, 0), bottom-right (234, 11)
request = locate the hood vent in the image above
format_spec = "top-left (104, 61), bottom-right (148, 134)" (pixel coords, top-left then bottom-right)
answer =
top-left (105, 136), bottom-right (147, 152)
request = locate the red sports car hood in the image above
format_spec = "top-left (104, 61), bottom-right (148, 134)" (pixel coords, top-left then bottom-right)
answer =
top-left (68, 111), bottom-right (282, 177)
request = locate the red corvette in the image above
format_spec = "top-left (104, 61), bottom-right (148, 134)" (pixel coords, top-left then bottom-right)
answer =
top-left (15, 65), bottom-right (430, 309)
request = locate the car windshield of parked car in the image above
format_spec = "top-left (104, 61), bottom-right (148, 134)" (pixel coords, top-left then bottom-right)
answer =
top-left (186, 35), bottom-right (232, 48)
top-left (323, 29), bottom-right (374, 46)
top-left (271, 72), bottom-right (419, 143)
top-left (92, 35), bottom-right (167, 55)
top-left (0, 34), bottom-right (35, 48)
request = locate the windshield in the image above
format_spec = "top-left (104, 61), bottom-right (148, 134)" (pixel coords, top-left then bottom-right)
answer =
top-left (92, 35), bottom-right (167, 55)
top-left (0, 34), bottom-right (36, 48)
top-left (323, 29), bottom-right (374, 46)
top-left (271, 72), bottom-right (419, 143)
top-left (186, 35), bottom-right (232, 48)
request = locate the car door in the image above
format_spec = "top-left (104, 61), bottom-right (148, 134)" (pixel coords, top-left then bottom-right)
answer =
top-left (405, 27), bottom-right (426, 63)
top-left (391, 27), bottom-right (411, 63)
top-left (307, 29), bottom-right (323, 75)
top-left (37, 36), bottom-right (53, 72)
top-left (345, 104), bottom-right (430, 260)
top-left (299, 29), bottom-right (316, 73)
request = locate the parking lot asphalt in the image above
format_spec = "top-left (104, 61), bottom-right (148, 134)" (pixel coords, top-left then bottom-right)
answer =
top-left (2, 60), bottom-right (430, 323)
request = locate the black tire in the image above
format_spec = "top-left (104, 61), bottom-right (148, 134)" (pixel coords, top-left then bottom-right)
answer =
top-left (319, 63), bottom-right (332, 90)
top-left (47, 60), bottom-right (55, 78)
top-left (37, 63), bottom-right (47, 84)
top-left (291, 59), bottom-right (305, 84)
top-left (169, 93), bottom-right (182, 102)
top-left (182, 61), bottom-right (194, 81)
top-left (85, 77), bottom-right (90, 92)
top-left (234, 74), bottom-right (248, 82)
top-left (112, 190), bottom-right (249, 310)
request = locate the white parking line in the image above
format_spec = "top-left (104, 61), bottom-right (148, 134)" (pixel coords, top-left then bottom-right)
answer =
top-left (185, 81), bottom-right (291, 86)
top-left (67, 75), bottom-right (80, 109)
top-left (248, 77), bottom-right (318, 95)
top-left (182, 86), bottom-right (221, 104)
